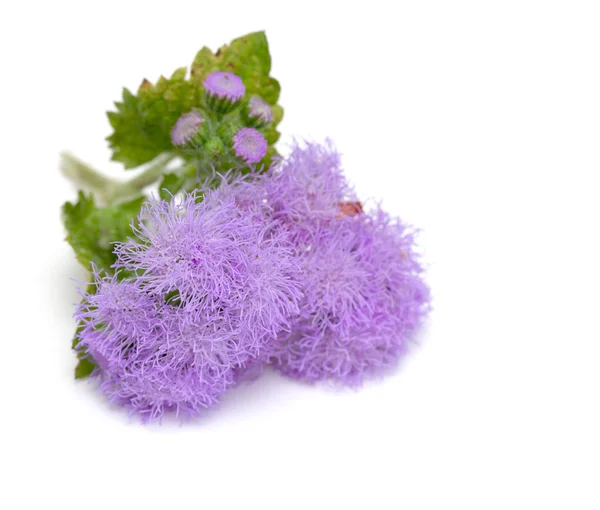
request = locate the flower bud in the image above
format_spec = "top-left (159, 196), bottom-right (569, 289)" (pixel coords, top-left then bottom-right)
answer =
top-left (232, 128), bottom-right (268, 164)
top-left (242, 96), bottom-right (273, 128)
top-left (204, 136), bottom-right (225, 158)
top-left (203, 71), bottom-right (245, 114)
top-left (216, 119), bottom-right (243, 145)
top-left (171, 111), bottom-right (206, 147)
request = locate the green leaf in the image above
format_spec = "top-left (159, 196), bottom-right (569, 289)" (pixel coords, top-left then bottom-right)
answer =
top-left (75, 357), bottom-right (96, 379)
top-left (107, 68), bottom-right (200, 169)
top-left (62, 191), bottom-right (144, 273)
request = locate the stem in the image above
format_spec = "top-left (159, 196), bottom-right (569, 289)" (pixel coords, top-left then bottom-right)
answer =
top-left (60, 153), bottom-right (176, 204)
top-left (60, 153), bottom-right (117, 198)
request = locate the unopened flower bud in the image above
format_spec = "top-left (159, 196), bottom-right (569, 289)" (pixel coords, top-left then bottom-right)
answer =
top-left (204, 136), bottom-right (225, 158)
top-left (171, 111), bottom-right (205, 147)
top-left (203, 71), bottom-right (245, 114)
top-left (232, 128), bottom-right (267, 164)
top-left (243, 96), bottom-right (273, 127)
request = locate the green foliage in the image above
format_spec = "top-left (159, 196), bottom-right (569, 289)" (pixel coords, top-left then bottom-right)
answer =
top-left (107, 31), bottom-right (283, 169)
top-left (107, 68), bottom-right (199, 169)
top-left (74, 357), bottom-right (96, 379)
top-left (62, 191), bottom-right (144, 272)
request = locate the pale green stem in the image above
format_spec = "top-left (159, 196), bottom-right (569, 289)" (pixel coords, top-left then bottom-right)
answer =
top-left (60, 153), bottom-right (176, 204)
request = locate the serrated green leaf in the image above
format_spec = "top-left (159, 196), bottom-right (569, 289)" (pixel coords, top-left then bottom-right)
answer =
top-left (62, 191), bottom-right (144, 273)
top-left (107, 68), bottom-right (200, 169)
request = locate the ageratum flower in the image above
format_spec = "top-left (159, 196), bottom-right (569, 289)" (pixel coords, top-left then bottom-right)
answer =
top-left (259, 142), bottom-right (430, 384)
top-left (76, 190), bottom-right (302, 420)
top-left (262, 141), bottom-right (357, 242)
top-left (171, 111), bottom-right (204, 146)
top-left (232, 128), bottom-right (268, 164)
top-left (268, 209), bottom-right (430, 385)
top-left (75, 272), bottom-right (232, 419)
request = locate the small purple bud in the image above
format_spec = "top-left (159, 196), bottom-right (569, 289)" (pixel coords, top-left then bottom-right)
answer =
top-left (171, 112), bottom-right (204, 146)
top-left (203, 71), bottom-right (245, 102)
top-left (233, 128), bottom-right (268, 164)
top-left (247, 96), bottom-right (273, 125)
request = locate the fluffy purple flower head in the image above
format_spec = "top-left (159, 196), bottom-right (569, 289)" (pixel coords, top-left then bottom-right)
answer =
top-left (76, 189), bottom-right (302, 421)
top-left (233, 128), bottom-right (268, 164)
top-left (261, 141), bottom-right (357, 242)
top-left (247, 96), bottom-right (273, 124)
top-left (268, 210), bottom-right (430, 385)
top-left (207, 142), bottom-right (430, 384)
top-left (203, 71), bottom-right (245, 101)
top-left (75, 271), bottom-right (232, 420)
top-left (75, 270), bottom-right (159, 373)
top-left (226, 141), bottom-right (429, 384)
top-left (114, 190), bottom-right (302, 352)
top-left (171, 111), bottom-right (204, 146)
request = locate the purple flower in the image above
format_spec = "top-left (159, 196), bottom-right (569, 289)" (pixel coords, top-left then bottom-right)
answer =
top-left (76, 190), bottom-right (302, 421)
top-left (208, 142), bottom-right (430, 385)
top-left (262, 141), bottom-right (356, 242)
top-left (75, 271), bottom-right (159, 372)
top-left (268, 209), bottom-right (430, 385)
top-left (171, 111), bottom-right (204, 146)
top-left (76, 271), bottom-right (232, 420)
top-left (257, 142), bottom-right (430, 384)
top-left (247, 96), bottom-right (273, 125)
top-left (233, 128), bottom-right (268, 164)
top-left (203, 71), bottom-right (245, 102)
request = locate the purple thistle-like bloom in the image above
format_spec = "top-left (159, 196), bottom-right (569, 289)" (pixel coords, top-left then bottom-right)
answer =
top-left (257, 142), bottom-right (430, 384)
top-left (233, 128), bottom-right (268, 164)
top-left (268, 210), bottom-right (430, 385)
top-left (205, 142), bottom-right (430, 384)
top-left (171, 111), bottom-right (204, 146)
top-left (247, 96), bottom-right (273, 124)
top-left (262, 141), bottom-right (357, 242)
top-left (76, 189), bottom-right (302, 421)
top-left (203, 71), bottom-right (245, 101)
top-left (76, 272), bottom-right (231, 419)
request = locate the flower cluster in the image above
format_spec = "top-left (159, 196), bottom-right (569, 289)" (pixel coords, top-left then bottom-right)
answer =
top-left (75, 190), bottom-right (301, 420)
top-left (74, 142), bottom-right (429, 421)
top-left (221, 142), bottom-right (431, 384)
top-left (168, 71), bottom-right (270, 174)
top-left (268, 208), bottom-right (430, 384)
top-left (63, 32), bottom-right (430, 423)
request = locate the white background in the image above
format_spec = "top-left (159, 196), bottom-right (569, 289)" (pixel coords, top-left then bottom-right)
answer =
top-left (1, 1), bottom-right (599, 508)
